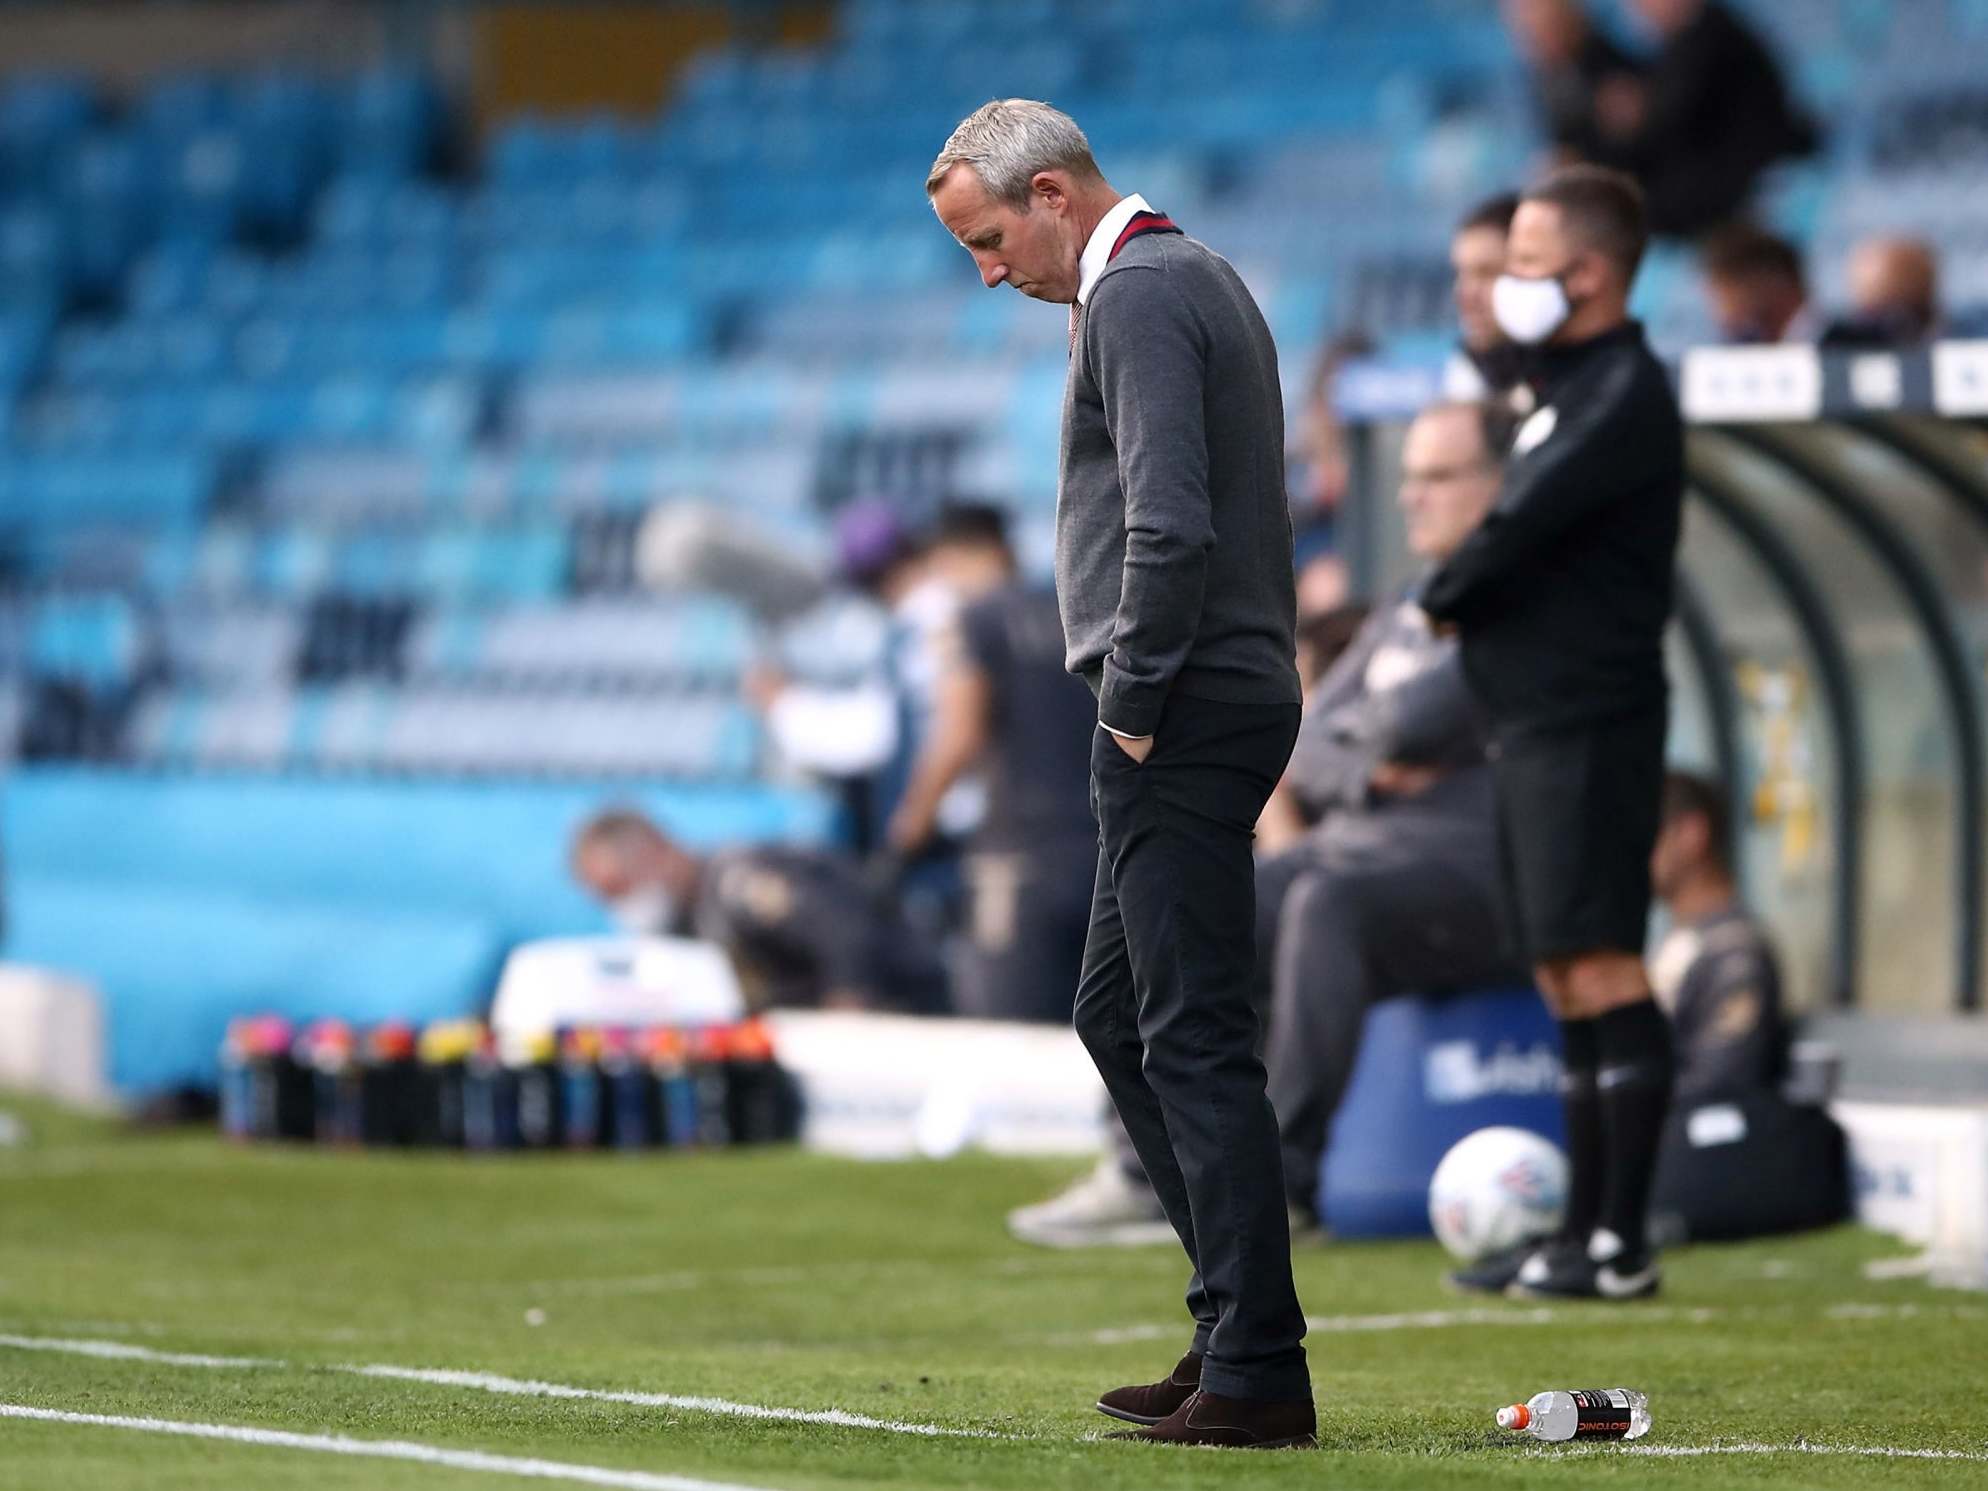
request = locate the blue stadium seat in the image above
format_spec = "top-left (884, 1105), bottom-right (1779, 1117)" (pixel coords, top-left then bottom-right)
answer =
top-left (27, 592), bottom-right (141, 689)
top-left (0, 73), bottom-right (96, 196)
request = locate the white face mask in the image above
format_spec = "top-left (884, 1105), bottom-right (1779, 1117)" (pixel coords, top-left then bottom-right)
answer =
top-left (1492, 272), bottom-right (1573, 345)
top-left (608, 887), bottom-right (680, 936)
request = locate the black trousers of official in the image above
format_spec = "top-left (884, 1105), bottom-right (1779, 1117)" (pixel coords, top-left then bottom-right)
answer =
top-left (1075, 691), bottom-right (1309, 1403)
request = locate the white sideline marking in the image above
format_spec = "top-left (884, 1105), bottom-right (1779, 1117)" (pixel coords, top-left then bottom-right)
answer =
top-left (0, 1403), bottom-right (778, 1491)
top-left (0, 1333), bottom-right (275, 1369)
top-left (347, 1364), bottom-right (997, 1438)
top-left (1593, 1441), bottom-right (1988, 1463)
top-left (0, 1333), bottom-right (993, 1440)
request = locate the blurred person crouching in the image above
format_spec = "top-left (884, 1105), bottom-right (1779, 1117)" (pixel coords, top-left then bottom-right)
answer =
top-left (1645, 772), bottom-right (1849, 1243)
top-left (571, 808), bottom-right (946, 1014)
top-left (887, 504), bottom-right (1099, 1024)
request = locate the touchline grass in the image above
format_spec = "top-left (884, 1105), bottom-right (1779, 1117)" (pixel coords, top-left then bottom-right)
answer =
top-left (2, 1091), bottom-right (1986, 1490)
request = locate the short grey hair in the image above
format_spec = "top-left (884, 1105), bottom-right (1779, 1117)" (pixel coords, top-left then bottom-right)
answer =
top-left (1418, 400), bottom-right (1520, 464)
top-left (925, 98), bottom-right (1101, 209)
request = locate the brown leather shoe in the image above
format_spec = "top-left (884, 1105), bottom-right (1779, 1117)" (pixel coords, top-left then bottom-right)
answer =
top-left (1094, 1351), bottom-right (1201, 1426)
top-left (1109, 1389), bottom-right (1317, 1449)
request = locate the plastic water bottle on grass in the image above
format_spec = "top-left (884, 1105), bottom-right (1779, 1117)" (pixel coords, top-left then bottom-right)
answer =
top-left (1498, 1389), bottom-right (1650, 1441)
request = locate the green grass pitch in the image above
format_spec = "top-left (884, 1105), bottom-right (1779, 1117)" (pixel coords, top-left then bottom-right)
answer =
top-left (2, 1091), bottom-right (1986, 1490)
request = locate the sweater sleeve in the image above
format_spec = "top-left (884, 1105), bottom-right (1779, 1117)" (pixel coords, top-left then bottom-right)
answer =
top-left (1085, 265), bottom-right (1214, 738)
top-left (1422, 353), bottom-right (1675, 625)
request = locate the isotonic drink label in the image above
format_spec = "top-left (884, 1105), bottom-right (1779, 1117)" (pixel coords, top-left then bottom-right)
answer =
top-left (1569, 1390), bottom-right (1635, 1439)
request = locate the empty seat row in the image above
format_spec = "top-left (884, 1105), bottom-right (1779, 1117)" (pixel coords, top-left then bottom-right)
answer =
top-left (256, 443), bottom-right (817, 524)
top-left (51, 301), bottom-right (705, 387)
top-left (403, 596), bottom-right (756, 683)
top-left (16, 376), bottom-right (480, 450)
top-left (0, 450), bottom-right (215, 528)
top-left (121, 683), bottom-right (760, 778)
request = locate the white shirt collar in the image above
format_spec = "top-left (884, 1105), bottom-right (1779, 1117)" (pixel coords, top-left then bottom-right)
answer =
top-left (1076, 192), bottom-right (1152, 307)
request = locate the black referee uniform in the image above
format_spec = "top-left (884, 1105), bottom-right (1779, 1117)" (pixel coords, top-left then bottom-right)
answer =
top-left (1421, 317), bottom-right (1684, 1286)
top-left (1421, 320), bottom-right (1682, 961)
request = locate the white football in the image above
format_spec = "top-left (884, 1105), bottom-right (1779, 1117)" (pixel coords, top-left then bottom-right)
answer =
top-left (1427, 1126), bottom-right (1568, 1261)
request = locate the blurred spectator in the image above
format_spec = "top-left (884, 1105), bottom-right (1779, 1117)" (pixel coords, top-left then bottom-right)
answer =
top-left (1258, 602), bottom-right (1375, 859)
top-left (1698, 224), bottom-right (1815, 343)
top-left (1264, 402), bottom-right (1530, 1231)
top-left (888, 504), bottom-right (1097, 1023)
top-left (1820, 236), bottom-right (1943, 348)
top-left (1595, 0), bottom-right (1818, 238)
top-left (1645, 772), bottom-right (1850, 1242)
top-left (1503, 0), bottom-right (1645, 168)
top-left (748, 500), bottom-right (980, 861)
top-left (1289, 331), bottom-right (1374, 566)
top-left (1294, 548), bottom-right (1352, 622)
top-left (1646, 772), bottom-right (1783, 1097)
top-left (1441, 191), bottom-right (1530, 405)
top-left (1295, 604), bottom-right (1374, 710)
top-left (571, 808), bottom-right (948, 1014)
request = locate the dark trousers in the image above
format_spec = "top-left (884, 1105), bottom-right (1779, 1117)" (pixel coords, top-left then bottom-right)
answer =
top-left (1264, 836), bottom-right (1522, 1213)
top-left (1075, 692), bottom-right (1308, 1403)
top-left (954, 839), bottom-right (1096, 1024)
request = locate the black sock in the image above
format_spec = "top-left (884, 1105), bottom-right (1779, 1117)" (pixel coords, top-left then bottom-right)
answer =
top-left (1594, 998), bottom-right (1676, 1258)
top-left (1556, 1019), bottom-right (1603, 1245)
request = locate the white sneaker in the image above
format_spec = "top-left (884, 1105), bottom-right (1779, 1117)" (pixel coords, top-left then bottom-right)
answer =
top-left (1006, 1159), bottom-right (1175, 1249)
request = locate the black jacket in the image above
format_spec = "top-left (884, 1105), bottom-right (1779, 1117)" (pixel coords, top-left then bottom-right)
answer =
top-left (1599, 1), bottom-right (1817, 236)
top-left (1420, 320), bottom-right (1683, 736)
top-left (1532, 27), bottom-right (1646, 164)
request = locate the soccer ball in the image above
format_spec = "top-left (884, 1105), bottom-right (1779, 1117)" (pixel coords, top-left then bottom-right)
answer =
top-left (1427, 1126), bottom-right (1568, 1261)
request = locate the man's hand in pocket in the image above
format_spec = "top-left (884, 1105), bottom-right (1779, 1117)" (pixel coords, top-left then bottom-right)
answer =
top-left (1111, 731), bottom-right (1155, 764)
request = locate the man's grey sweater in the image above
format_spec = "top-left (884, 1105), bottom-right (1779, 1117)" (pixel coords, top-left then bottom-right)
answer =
top-left (1058, 229), bottom-right (1300, 739)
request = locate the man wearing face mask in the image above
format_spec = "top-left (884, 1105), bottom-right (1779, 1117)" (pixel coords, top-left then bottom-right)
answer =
top-left (1422, 165), bottom-right (1684, 1303)
top-left (570, 808), bottom-right (947, 1014)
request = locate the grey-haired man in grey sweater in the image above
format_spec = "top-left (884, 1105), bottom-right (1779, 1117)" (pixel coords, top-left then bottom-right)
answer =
top-left (930, 99), bottom-right (1312, 1450)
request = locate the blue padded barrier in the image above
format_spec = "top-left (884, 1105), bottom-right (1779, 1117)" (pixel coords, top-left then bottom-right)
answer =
top-left (1318, 987), bottom-right (1566, 1238)
top-left (8, 875), bottom-right (504, 1094)
top-left (2, 766), bottom-right (843, 949)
